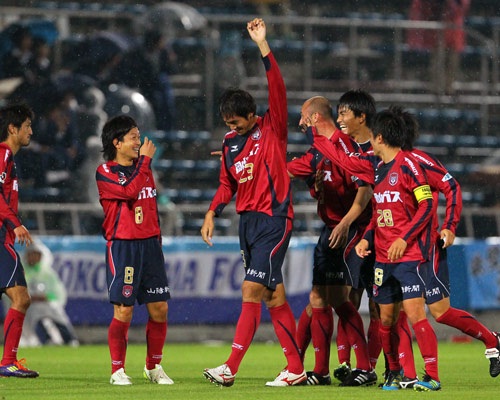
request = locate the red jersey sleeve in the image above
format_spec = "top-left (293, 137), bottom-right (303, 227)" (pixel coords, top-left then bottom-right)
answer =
top-left (410, 149), bottom-right (462, 234)
top-left (312, 127), bottom-right (377, 184)
top-left (0, 145), bottom-right (22, 244)
top-left (262, 52), bottom-right (288, 143)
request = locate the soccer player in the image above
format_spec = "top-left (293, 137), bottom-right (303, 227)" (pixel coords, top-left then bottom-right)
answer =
top-left (0, 103), bottom-right (39, 378)
top-left (96, 115), bottom-right (173, 386)
top-left (392, 106), bottom-right (500, 385)
top-left (288, 95), bottom-right (377, 386)
top-left (200, 18), bottom-right (306, 387)
top-left (313, 108), bottom-right (441, 391)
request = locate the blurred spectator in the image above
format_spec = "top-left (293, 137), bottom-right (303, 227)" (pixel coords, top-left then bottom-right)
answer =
top-left (407, 0), bottom-right (471, 94)
top-left (73, 32), bottom-right (127, 85)
top-left (112, 29), bottom-right (177, 131)
top-left (19, 239), bottom-right (79, 347)
top-left (2, 25), bottom-right (33, 79)
top-left (24, 91), bottom-right (86, 192)
top-left (26, 37), bottom-right (52, 84)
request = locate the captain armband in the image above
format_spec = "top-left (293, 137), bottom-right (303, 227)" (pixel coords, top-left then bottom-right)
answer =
top-left (413, 184), bottom-right (432, 203)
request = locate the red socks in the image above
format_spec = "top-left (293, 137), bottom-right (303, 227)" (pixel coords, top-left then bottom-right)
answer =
top-left (2, 308), bottom-right (24, 365)
top-left (108, 318), bottom-right (130, 373)
top-left (296, 307), bottom-right (312, 363)
top-left (146, 319), bottom-right (167, 370)
top-left (311, 307), bottom-right (333, 375)
top-left (379, 324), bottom-right (401, 372)
top-left (335, 301), bottom-right (371, 371)
top-left (413, 319), bottom-right (439, 381)
top-left (436, 307), bottom-right (498, 348)
top-left (336, 318), bottom-right (350, 365)
top-left (397, 311), bottom-right (417, 379)
top-left (269, 302), bottom-right (303, 374)
top-left (226, 302), bottom-right (261, 374)
top-left (367, 317), bottom-right (382, 369)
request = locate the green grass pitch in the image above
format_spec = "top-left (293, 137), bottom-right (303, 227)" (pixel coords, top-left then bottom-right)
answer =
top-left (1, 341), bottom-right (498, 400)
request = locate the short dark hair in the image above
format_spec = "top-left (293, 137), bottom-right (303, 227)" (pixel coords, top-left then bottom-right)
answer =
top-left (219, 87), bottom-right (256, 119)
top-left (337, 89), bottom-right (376, 128)
top-left (388, 105), bottom-right (419, 150)
top-left (0, 102), bottom-right (34, 142)
top-left (101, 115), bottom-right (137, 161)
top-left (371, 108), bottom-right (406, 148)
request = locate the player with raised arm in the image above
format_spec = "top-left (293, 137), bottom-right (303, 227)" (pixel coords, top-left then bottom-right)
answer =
top-left (201, 18), bottom-right (306, 387)
top-left (0, 103), bottom-right (39, 378)
top-left (96, 115), bottom-right (173, 386)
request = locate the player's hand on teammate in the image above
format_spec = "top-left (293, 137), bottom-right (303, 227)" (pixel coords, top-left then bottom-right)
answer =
top-left (211, 150), bottom-right (222, 161)
top-left (355, 239), bottom-right (371, 258)
top-left (140, 137), bottom-right (156, 159)
top-left (329, 220), bottom-right (349, 249)
top-left (387, 237), bottom-right (408, 262)
top-left (14, 225), bottom-right (33, 247)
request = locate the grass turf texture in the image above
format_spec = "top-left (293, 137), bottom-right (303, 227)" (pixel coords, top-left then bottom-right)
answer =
top-left (0, 341), bottom-right (497, 399)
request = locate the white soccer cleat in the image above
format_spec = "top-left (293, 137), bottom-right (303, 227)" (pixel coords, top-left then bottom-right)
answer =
top-left (144, 364), bottom-right (174, 384)
top-left (203, 363), bottom-right (235, 387)
top-left (265, 369), bottom-right (307, 387)
top-left (110, 368), bottom-right (132, 385)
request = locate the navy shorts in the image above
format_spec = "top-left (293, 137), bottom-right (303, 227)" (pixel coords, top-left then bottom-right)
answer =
top-left (423, 239), bottom-right (450, 304)
top-left (372, 260), bottom-right (426, 305)
top-left (106, 237), bottom-right (170, 306)
top-left (0, 244), bottom-right (26, 291)
top-left (239, 212), bottom-right (292, 290)
top-left (313, 224), bottom-right (372, 287)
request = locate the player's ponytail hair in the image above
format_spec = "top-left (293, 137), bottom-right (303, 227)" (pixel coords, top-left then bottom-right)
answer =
top-left (101, 115), bottom-right (137, 161)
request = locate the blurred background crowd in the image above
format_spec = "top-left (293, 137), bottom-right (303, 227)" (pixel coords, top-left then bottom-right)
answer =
top-left (0, 0), bottom-right (499, 238)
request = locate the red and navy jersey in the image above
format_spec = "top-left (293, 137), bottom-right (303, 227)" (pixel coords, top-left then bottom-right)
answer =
top-left (312, 128), bottom-right (379, 185)
top-left (409, 148), bottom-right (462, 236)
top-left (209, 52), bottom-right (293, 219)
top-left (364, 151), bottom-right (434, 262)
top-left (0, 143), bottom-right (22, 245)
top-left (96, 156), bottom-right (161, 241)
top-left (287, 129), bottom-right (371, 228)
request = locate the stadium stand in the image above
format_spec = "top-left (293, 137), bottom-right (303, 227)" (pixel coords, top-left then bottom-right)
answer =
top-left (0, 1), bottom-right (498, 238)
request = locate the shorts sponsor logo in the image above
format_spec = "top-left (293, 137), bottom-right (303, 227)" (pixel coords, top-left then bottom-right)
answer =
top-left (401, 284), bottom-right (421, 293)
top-left (246, 268), bottom-right (266, 279)
top-left (326, 271), bottom-right (343, 280)
top-left (146, 286), bottom-right (169, 295)
top-left (426, 287), bottom-right (441, 297)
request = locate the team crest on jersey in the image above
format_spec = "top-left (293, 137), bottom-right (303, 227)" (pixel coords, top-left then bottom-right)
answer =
top-left (389, 172), bottom-right (398, 186)
top-left (251, 129), bottom-right (261, 140)
top-left (122, 285), bottom-right (133, 298)
top-left (0, 172), bottom-right (6, 184)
